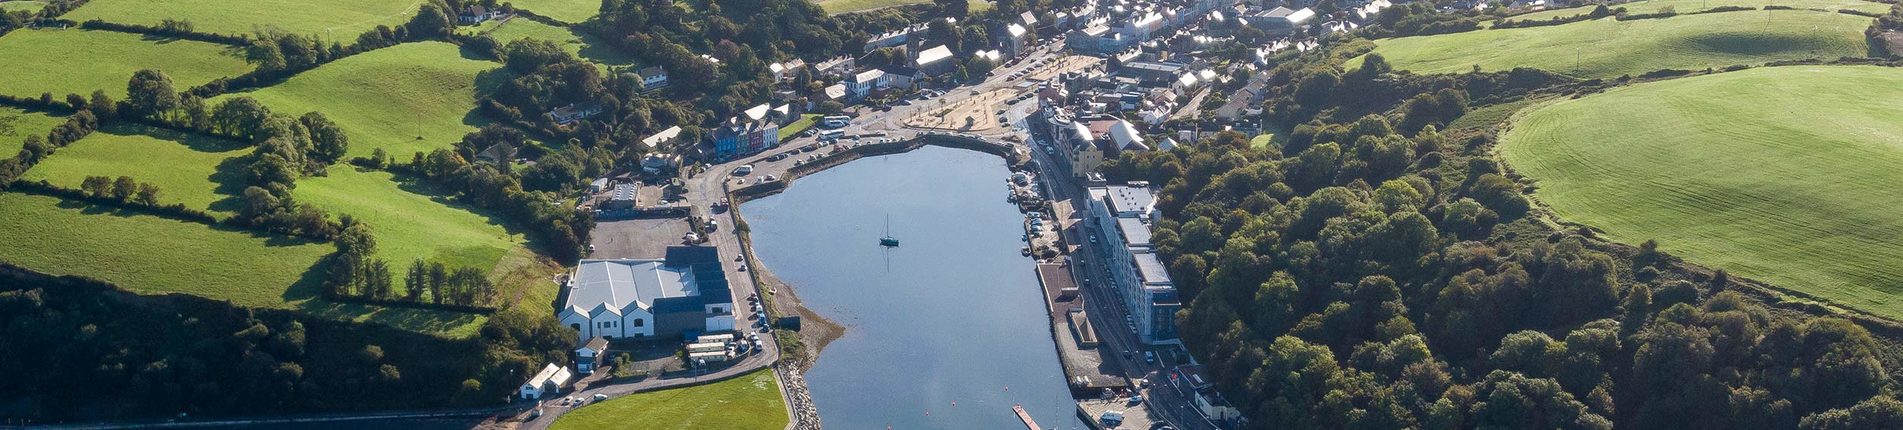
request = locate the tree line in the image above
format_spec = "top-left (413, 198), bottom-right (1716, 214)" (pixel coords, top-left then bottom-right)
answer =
top-left (0, 262), bottom-right (571, 423)
top-left (1108, 38), bottom-right (1903, 429)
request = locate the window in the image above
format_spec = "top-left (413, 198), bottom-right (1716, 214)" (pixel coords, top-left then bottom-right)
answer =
top-left (632, 318), bottom-right (645, 327)
top-left (600, 321), bottom-right (615, 328)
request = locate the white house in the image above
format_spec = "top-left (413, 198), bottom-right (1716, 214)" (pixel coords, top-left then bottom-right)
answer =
top-left (638, 66), bottom-right (669, 90)
top-left (575, 337), bottom-right (609, 375)
top-left (518, 363), bottom-right (573, 400)
top-left (558, 246), bottom-right (736, 344)
top-left (847, 69), bottom-right (887, 100)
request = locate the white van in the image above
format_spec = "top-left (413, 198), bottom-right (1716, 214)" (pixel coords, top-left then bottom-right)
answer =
top-left (732, 164), bottom-right (754, 176)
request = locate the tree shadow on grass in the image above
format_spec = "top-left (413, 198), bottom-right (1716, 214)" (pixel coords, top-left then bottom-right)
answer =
top-left (285, 253), bottom-right (485, 337)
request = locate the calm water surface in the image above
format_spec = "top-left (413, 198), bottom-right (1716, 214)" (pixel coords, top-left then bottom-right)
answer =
top-left (744, 146), bottom-right (1088, 429)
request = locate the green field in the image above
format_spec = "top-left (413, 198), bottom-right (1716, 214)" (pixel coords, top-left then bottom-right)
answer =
top-left (778, 114), bottom-right (821, 140)
top-left (0, 192), bottom-right (333, 307)
top-left (815, 0), bottom-right (950, 13)
top-left (218, 42), bottom-right (498, 159)
top-left (550, 369), bottom-right (789, 430)
top-left (0, 105), bottom-right (64, 156)
top-left (1509, 0), bottom-right (1891, 21)
top-left (296, 167), bottom-right (532, 283)
top-left (24, 124), bottom-right (249, 215)
top-left (63, 0), bottom-right (426, 37)
top-left (486, 19), bottom-right (636, 69)
top-left (0, 0), bottom-right (44, 12)
top-left (508, 0), bottom-right (601, 23)
top-left (1362, 9), bottom-right (1868, 79)
top-left (0, 29), bottom-right (252, 99)
top-left (1499, 65), bottom-right (1903, 319)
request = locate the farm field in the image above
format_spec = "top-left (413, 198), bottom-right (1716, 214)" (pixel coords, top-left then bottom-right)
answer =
top-left (1361, 9), bottom-right (1867, 79)
top-left (486, 19), bottom-right (637, 69)
top-left (1499, 65), bottom-right (1903, 319)
top-left (549, 369), bottom-right (789, 430)
top-left (0, 105), bottom-right (65, 156)
top-left (1508, 0), bottom-right (1891, 21)
top-left (217, 42), bottom-right (498, 159)
top-left (0, 0), bottom-right (43, 12)
top-left (507, 0), bottom-right (602, 23)
top-left (22, 124), bottom-right (249, 215)
top-left (0, 29), bottom-right (252, 99)
top-left (295, 167), bottom-right (533, 287)
top-left (0, 192), bottom-right (333, 308)
top-left (62, 0), bottom-right (426, 37)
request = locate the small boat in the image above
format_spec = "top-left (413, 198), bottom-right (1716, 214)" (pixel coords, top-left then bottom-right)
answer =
top-left (880, 215), bottom-right (901, 247)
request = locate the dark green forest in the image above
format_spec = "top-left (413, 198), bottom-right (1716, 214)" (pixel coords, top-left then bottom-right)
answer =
top-left (1108, 44), bottom-right (1903, 429)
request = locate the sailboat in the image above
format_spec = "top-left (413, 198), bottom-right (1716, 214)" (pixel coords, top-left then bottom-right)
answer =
top-left (880, 215), bottom-right (901, 247)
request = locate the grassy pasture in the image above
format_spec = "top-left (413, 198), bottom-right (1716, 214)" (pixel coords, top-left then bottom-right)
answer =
top-left (0, 105), bottom-right (64, 157)
top-left (0, 192), bottom-right (333, 308)
top-left (1499, 65), bottom-right (1903, 319)
top-left (1509, 0), bottom-right (1891, 21)
top-left (508, 0), bottom-right (602, 23)
top-left (0, 29), bottom-right (252, 99)
top-left (23, 124), bottom-right (249, 215)
top-left (0, 0), bottom-right (44, 13)
top-left (296, 167), bottom-right (533, 287)
top-left (217, 42), bottom-right (498, 159)
top-left (486, 19), bottom-right (637, 69)
top-left (62, 0), bottom-right (426, 37)
top-left (817, 0), bottom-right (923, 14)
top-left (550, 369), bottom-right (789, 430)
top-left (1362, 9), bottom-right (1868, 79)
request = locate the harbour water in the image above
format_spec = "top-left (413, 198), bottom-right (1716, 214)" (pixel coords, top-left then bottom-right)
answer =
top-left (744, 146), bottom-right (1088, 429)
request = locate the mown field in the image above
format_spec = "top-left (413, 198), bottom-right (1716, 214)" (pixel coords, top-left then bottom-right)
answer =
top-left (23, 124), bottom-right (249, 215)
top-left (296, 167), bottom-right (533, 283)
top-left (778, 114), bottom-right (821, 140)
top-left (62, 0), bottom-right (426, 36)
top-left (0, 29), bottom-right (252, 98)
top-left (0, 105), bottom-right (65, 156)
top-left (1499, 65), bottom-right (1903, 319)
top-left (0, 192), bottom-right (334, 307)
top-left (508, 0), bottom-right (602, 23)
top-left (486, 19), bottom-right (637, 69)
top-left (549, 369), bottom-right (789, 430)
top-left (1362, 9), bottom-right (1868, 79)
top-left (0, 0), bottom-right (44, 12)
top-left (817, 0), bottom-right (987, 14)
top-left (1509, 0), bottom-right (1891, 21)
top-left (217, 42), bottom-right (498, 159)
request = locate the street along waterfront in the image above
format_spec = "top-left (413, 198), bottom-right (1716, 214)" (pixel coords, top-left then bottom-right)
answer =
top-left (743, 146), bottom-right (1088, 429)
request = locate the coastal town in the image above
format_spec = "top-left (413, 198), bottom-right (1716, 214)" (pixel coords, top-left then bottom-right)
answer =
top-left (491, 0), bottom-right (1370, 424)
top-left (12, 0), bottom-right (1903, 426)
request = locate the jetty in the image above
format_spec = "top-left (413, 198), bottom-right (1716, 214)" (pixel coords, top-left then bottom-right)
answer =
top-left (1013, 404), bottom-right (1041, 430)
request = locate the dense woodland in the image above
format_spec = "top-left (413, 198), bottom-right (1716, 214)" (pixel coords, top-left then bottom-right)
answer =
top-left (0, 264), bottom-right (571, 421)
top-left (1101, 32), bottom-right (1903, 428)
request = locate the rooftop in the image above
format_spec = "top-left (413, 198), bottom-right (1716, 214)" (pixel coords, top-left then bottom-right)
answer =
top-left (1117, 217), bottom-right (1153, 246)
top-left (641, 126), bottom-right (682, 148)
top-left (1104, 184), bottom-right (1155, 216)
top-left (565, 246), bottom-right (731, 316)
top-left (1134, 252), bottom-right (1171, 285)
top-left (916, 45), bottom-right (954, 66)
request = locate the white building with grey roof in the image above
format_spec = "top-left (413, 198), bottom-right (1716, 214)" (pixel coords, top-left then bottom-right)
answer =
top-left (558, 246), bottom-right (736, 343)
